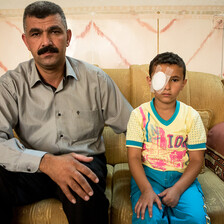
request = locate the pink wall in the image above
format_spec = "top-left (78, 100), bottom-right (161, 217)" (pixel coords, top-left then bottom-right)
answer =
top-left (0, 5), bottom-right (224, 77)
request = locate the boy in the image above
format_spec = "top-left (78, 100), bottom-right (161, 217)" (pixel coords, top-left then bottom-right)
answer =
top-left (0, 1), bottom-right (132, 223)
top-left (126, 52), bottom-right (210, 223)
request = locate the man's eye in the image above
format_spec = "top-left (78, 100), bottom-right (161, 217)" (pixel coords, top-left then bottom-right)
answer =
top-left (31, 33), bottom-right (40, 37)
top-left (172, 79), bottom-right (179, 82)
top-left (51, 30), bottom-right (61, 34)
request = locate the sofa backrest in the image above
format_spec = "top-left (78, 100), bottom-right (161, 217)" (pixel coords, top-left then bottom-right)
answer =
top-left (103, 65), bottom-right (224, 165)
top-left (103, 68), bottom-right (131, 103)
top-left (129, 65), bottom-right (224, 128)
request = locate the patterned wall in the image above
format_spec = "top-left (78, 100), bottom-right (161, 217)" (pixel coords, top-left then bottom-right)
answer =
top-left (0, 5), bottom-right (224, 77)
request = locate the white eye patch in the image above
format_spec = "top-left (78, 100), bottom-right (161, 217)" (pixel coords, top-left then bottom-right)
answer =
top-left (151, 71), bottom-right (171, 94)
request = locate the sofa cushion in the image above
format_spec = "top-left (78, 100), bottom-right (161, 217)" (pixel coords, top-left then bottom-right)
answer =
top-left (187, 71), bottom-right (224, 128)
top-left (12, 198), bottom-right (68, 224)
top-left (207, 122), bottom-right (224, 156)
top-left (196, 109), bottom-right (213, 134)
top-left (206, 122), bottom-right (224, 181)
top-left (103, 68), bottom-right (131, 103)
top-left (198, 167), bottom-right (224, 224)
top-left (111, 163), bottom-right (132, 224)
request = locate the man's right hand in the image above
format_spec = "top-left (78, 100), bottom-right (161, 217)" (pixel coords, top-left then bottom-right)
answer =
top-left (39, 153), bottom-right (99, 204)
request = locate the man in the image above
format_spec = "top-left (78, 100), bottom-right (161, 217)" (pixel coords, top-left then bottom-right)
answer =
top-left (0, 1), bottom-right (132, 223)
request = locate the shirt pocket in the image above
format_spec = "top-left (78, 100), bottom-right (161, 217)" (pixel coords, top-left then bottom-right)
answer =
top-left (71, 109), bottom-right (102, 142)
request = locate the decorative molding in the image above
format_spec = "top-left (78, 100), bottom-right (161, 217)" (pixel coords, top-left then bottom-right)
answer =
top-left (0, 5), bottom-right (224, 19)
top-left (213, 14), bottom-right (224, 29)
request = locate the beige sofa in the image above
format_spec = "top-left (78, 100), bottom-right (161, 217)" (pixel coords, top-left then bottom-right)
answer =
top-left (12, 65), bottom-right (224, 224)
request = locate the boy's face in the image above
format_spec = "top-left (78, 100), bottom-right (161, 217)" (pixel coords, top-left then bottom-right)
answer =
top-left (147, 64), bottom-right (187, 105)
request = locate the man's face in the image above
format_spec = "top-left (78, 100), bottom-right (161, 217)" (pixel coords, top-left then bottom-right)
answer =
top-left (22, 14), bottom-right (71, 71)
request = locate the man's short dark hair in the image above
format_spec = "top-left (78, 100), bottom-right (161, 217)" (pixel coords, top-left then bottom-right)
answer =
top-left (23, 1), bottom-right (67, 31)
top-left (149, 52), bottom-right (186, 79)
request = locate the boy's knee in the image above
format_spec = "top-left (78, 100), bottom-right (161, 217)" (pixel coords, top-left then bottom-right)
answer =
top-left (132, 215), bottom-right (161, 224)
top-left (176, 208), bottom-right (208, 224)
top-left (132, 207), bottom-right (167, 224)
top-left (184, 214), bottom-right (208, 224)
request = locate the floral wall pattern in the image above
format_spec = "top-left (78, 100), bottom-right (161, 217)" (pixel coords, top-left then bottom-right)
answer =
top-left (0, 4), bottom-right (224, 77)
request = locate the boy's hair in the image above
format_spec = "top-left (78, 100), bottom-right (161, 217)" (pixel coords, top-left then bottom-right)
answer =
top-left (149, 52), bottom-right (186, 79)
top-left (23, 1), bottom-right (67, 32)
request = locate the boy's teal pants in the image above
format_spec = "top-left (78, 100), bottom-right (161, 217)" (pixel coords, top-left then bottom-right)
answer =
top-left (131, 165), bottom-right (210, 224)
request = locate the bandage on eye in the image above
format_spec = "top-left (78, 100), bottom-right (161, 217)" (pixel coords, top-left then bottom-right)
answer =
top-left (151, 71), bottom-right (166, 91)
top-left (150, 65), bottom-right (173, 94)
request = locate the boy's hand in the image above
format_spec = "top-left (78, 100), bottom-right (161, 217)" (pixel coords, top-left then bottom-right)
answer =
top-left (135, 190), bottom-right (162, 220)
top-left (158, 186), bottom-right (181, 207)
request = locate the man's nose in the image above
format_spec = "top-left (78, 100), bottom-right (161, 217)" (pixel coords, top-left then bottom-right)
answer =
top-left (41, 33), bottom-right (52, 47)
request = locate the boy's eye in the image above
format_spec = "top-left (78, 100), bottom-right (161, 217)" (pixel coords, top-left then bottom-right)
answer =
top-left (171, 78), bottom-right (179, 82)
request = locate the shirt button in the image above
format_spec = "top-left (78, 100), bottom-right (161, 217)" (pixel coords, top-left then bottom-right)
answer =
top-left (58, 113), bottom-right (61, 116)
top-left (27, 167), bottom-right (31, 172)
top-left (60, 134), bottom-right (64, 138)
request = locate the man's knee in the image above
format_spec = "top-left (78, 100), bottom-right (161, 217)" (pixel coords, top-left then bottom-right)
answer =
top-left (0, 167), bottom-right (13, 201)
top-left (58, 181), bottom-right (109, 224)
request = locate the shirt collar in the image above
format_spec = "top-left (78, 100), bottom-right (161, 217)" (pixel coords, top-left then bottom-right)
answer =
top-left (30, 57), bottom-right (78, 88)
top-left (65, 57), bottom-right (78, 80)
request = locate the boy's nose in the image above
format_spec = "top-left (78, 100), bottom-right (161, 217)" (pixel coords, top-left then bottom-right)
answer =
top-left (164, 81), bottom-right (171, 90)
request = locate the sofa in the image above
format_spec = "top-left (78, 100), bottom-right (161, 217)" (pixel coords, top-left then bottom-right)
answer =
top-left (12, 65), bottom-right (224, 224)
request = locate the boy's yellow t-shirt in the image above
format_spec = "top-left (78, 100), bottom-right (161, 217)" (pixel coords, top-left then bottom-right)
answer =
top-left (126, 99), bottom-right (206, 173)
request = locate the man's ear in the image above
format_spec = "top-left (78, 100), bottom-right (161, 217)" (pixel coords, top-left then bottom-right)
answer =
top-left (22, 33), bottom-right (31, 51)
top-left (66, 29), bottom-right (72, 47)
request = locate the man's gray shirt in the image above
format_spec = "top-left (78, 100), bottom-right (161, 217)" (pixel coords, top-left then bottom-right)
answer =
top-left (0, 57), bottom-right (132, 173)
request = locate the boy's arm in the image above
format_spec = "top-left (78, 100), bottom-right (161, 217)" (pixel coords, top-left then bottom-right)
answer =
top-left (158, 150), bottom-right (204, 207)
top-left (128, 147), bottom-right (162, 219)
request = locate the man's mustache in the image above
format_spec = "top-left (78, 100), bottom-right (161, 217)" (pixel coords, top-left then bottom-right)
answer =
top-left (37, 45), bottom-right (59, 55)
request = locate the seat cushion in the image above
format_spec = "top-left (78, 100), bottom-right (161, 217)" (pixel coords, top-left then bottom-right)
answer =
top-left (111, 163), bottom-right (132, 224)
top-left (12, 198), bottom-right (68, 224)
top-left (198, 167), bottom-right (224, 224)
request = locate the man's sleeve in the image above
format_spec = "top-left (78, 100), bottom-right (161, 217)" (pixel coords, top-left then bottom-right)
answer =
top-left (99, 70), bottom-right (133, 134)
top-left (0, 79), bottom-right (46, 173)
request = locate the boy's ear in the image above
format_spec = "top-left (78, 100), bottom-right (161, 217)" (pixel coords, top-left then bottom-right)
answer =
top-left (146, 76), bottom-right (151, 86)
top-left (181, 79), bottom-right (187, 90)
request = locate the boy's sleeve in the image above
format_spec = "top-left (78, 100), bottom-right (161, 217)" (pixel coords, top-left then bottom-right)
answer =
top-left (187, 111), bottom-right (206, 151)
top-left (126, 110), bottom-right (144, 149)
